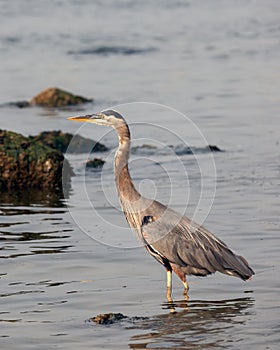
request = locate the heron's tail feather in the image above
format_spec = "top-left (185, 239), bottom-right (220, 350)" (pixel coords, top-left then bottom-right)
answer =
top-left (218, 249), bottom-right (255, 281)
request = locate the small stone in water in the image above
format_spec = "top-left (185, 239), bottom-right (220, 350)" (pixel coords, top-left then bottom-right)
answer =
top-left (86, 158), bottom-right (105, 168)
top-left (89, 313), bottom-right (127, 324)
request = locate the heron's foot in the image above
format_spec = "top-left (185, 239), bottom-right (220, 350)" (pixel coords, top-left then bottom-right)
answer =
top-left (166, 286), bottom-right (172, 302)
top-left (166, 288), bottom-right (176, 313)
top-left (183, 290), bottom-right (189, 301)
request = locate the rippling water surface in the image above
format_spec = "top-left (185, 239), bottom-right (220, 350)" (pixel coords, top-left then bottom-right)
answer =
top-left (0, 1), bottom-right (279, 349)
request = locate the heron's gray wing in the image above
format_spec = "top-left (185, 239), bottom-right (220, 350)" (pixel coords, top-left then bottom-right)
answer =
top-left (141, 208), bottom-right (254, 279)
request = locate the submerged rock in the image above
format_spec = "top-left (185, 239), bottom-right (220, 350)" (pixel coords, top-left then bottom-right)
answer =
top-left (86, 158), bottom-right (105, 169)
top-left (172, 144), bottom-right (223, 156)
top-left (30, 87), bottom-right (92, 107)
top-left (31, 130), bottom-right (108, 154)
top-left (89, 313), bottom-right (127, 325)
top-left (68, 45), bottom-right (156, 56)
top-left (8, 100), bottom-right (30, 108)
top-left (0, 130), bottom-right (73, 190)
top-left (131, 143), bottom-right (223, 156)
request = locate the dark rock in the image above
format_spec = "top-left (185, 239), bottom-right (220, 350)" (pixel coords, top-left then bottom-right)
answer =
top-left (89, 313), bottom-right (127, 325)
top-left (30, 87), bottom-right (92, 107)
top-left (208, 144), bottom-right (223, 152)
top-left (86, 158), bottom-right (105, 169)
top-left (64, 133), bottom-right (108, 154)
top-left (131, 144), bottom-right (223, 156)
top-left (172, 144), bottom-right (223, 155)
top-left (69, 46), bottom-right (156, 56)
top-left (131, 144), bottom-right (157, 155)
top-left (30, 130), bottom-right (108, 154)
top-left (7, 101), bottom-right (30, 108)
top-left (0, 130), bottom-right (73, 191)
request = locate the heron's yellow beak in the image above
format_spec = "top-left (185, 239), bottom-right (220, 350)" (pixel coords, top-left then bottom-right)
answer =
top-left (68, 114), bottom-right (99, 123)
top-left (68, 113), bottom-right (109, 126)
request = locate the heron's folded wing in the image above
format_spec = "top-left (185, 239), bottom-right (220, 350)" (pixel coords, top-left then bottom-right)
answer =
top-left (141, 209), bottom-right (254, 278)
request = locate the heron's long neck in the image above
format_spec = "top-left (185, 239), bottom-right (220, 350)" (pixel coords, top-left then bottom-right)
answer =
top-left (114, 123), bottom-right (140, 205)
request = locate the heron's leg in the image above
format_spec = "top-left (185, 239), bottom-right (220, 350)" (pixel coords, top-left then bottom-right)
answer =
top-left (170, 264), bottom-right (189, 296)
top-left (183, 280), bottom-right (189, 295)
top-left (166, 270), bottom-right (172, 302)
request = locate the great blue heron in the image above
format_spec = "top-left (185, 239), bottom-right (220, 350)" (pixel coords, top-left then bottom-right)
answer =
top-left (68, 110), bottom-right (254, 299)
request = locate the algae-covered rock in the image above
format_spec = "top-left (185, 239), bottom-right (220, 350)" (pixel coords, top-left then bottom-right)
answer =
top-left (30, 130), bottom-right (108, 154)
top-left (0, 130), bottom-right (73, 190)
top-left (86, 158), bottom-right (105, 169)
top-left (30, 87), bottom-right (92, 107)
top-left (4, 87), bottom-right (93, 108)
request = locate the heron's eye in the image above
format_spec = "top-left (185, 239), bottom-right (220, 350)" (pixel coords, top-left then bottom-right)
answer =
top-left (142, 215), bottom-right (155, 226)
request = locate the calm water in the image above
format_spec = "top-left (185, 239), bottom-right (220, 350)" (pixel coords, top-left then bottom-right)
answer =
top-left (0, 1), bottom-right (279, 349)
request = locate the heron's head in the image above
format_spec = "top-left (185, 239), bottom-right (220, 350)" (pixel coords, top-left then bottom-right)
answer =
top-left (68, 109), bottom-right (125, 128)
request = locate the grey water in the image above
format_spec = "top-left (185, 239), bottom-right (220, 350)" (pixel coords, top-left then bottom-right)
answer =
top-left (0, 0), bottom-right (279, 349)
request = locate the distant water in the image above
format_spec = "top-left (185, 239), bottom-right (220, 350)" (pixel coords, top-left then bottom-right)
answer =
top-left (0, 1), bottom-right (279, 349)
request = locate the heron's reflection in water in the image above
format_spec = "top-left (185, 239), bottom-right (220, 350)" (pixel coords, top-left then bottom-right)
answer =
top-left (129, 297), bottom-right (254, 349)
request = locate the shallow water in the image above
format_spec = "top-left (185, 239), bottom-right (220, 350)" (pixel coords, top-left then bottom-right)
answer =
top-left (0, 1), bottom-right (279, 349)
